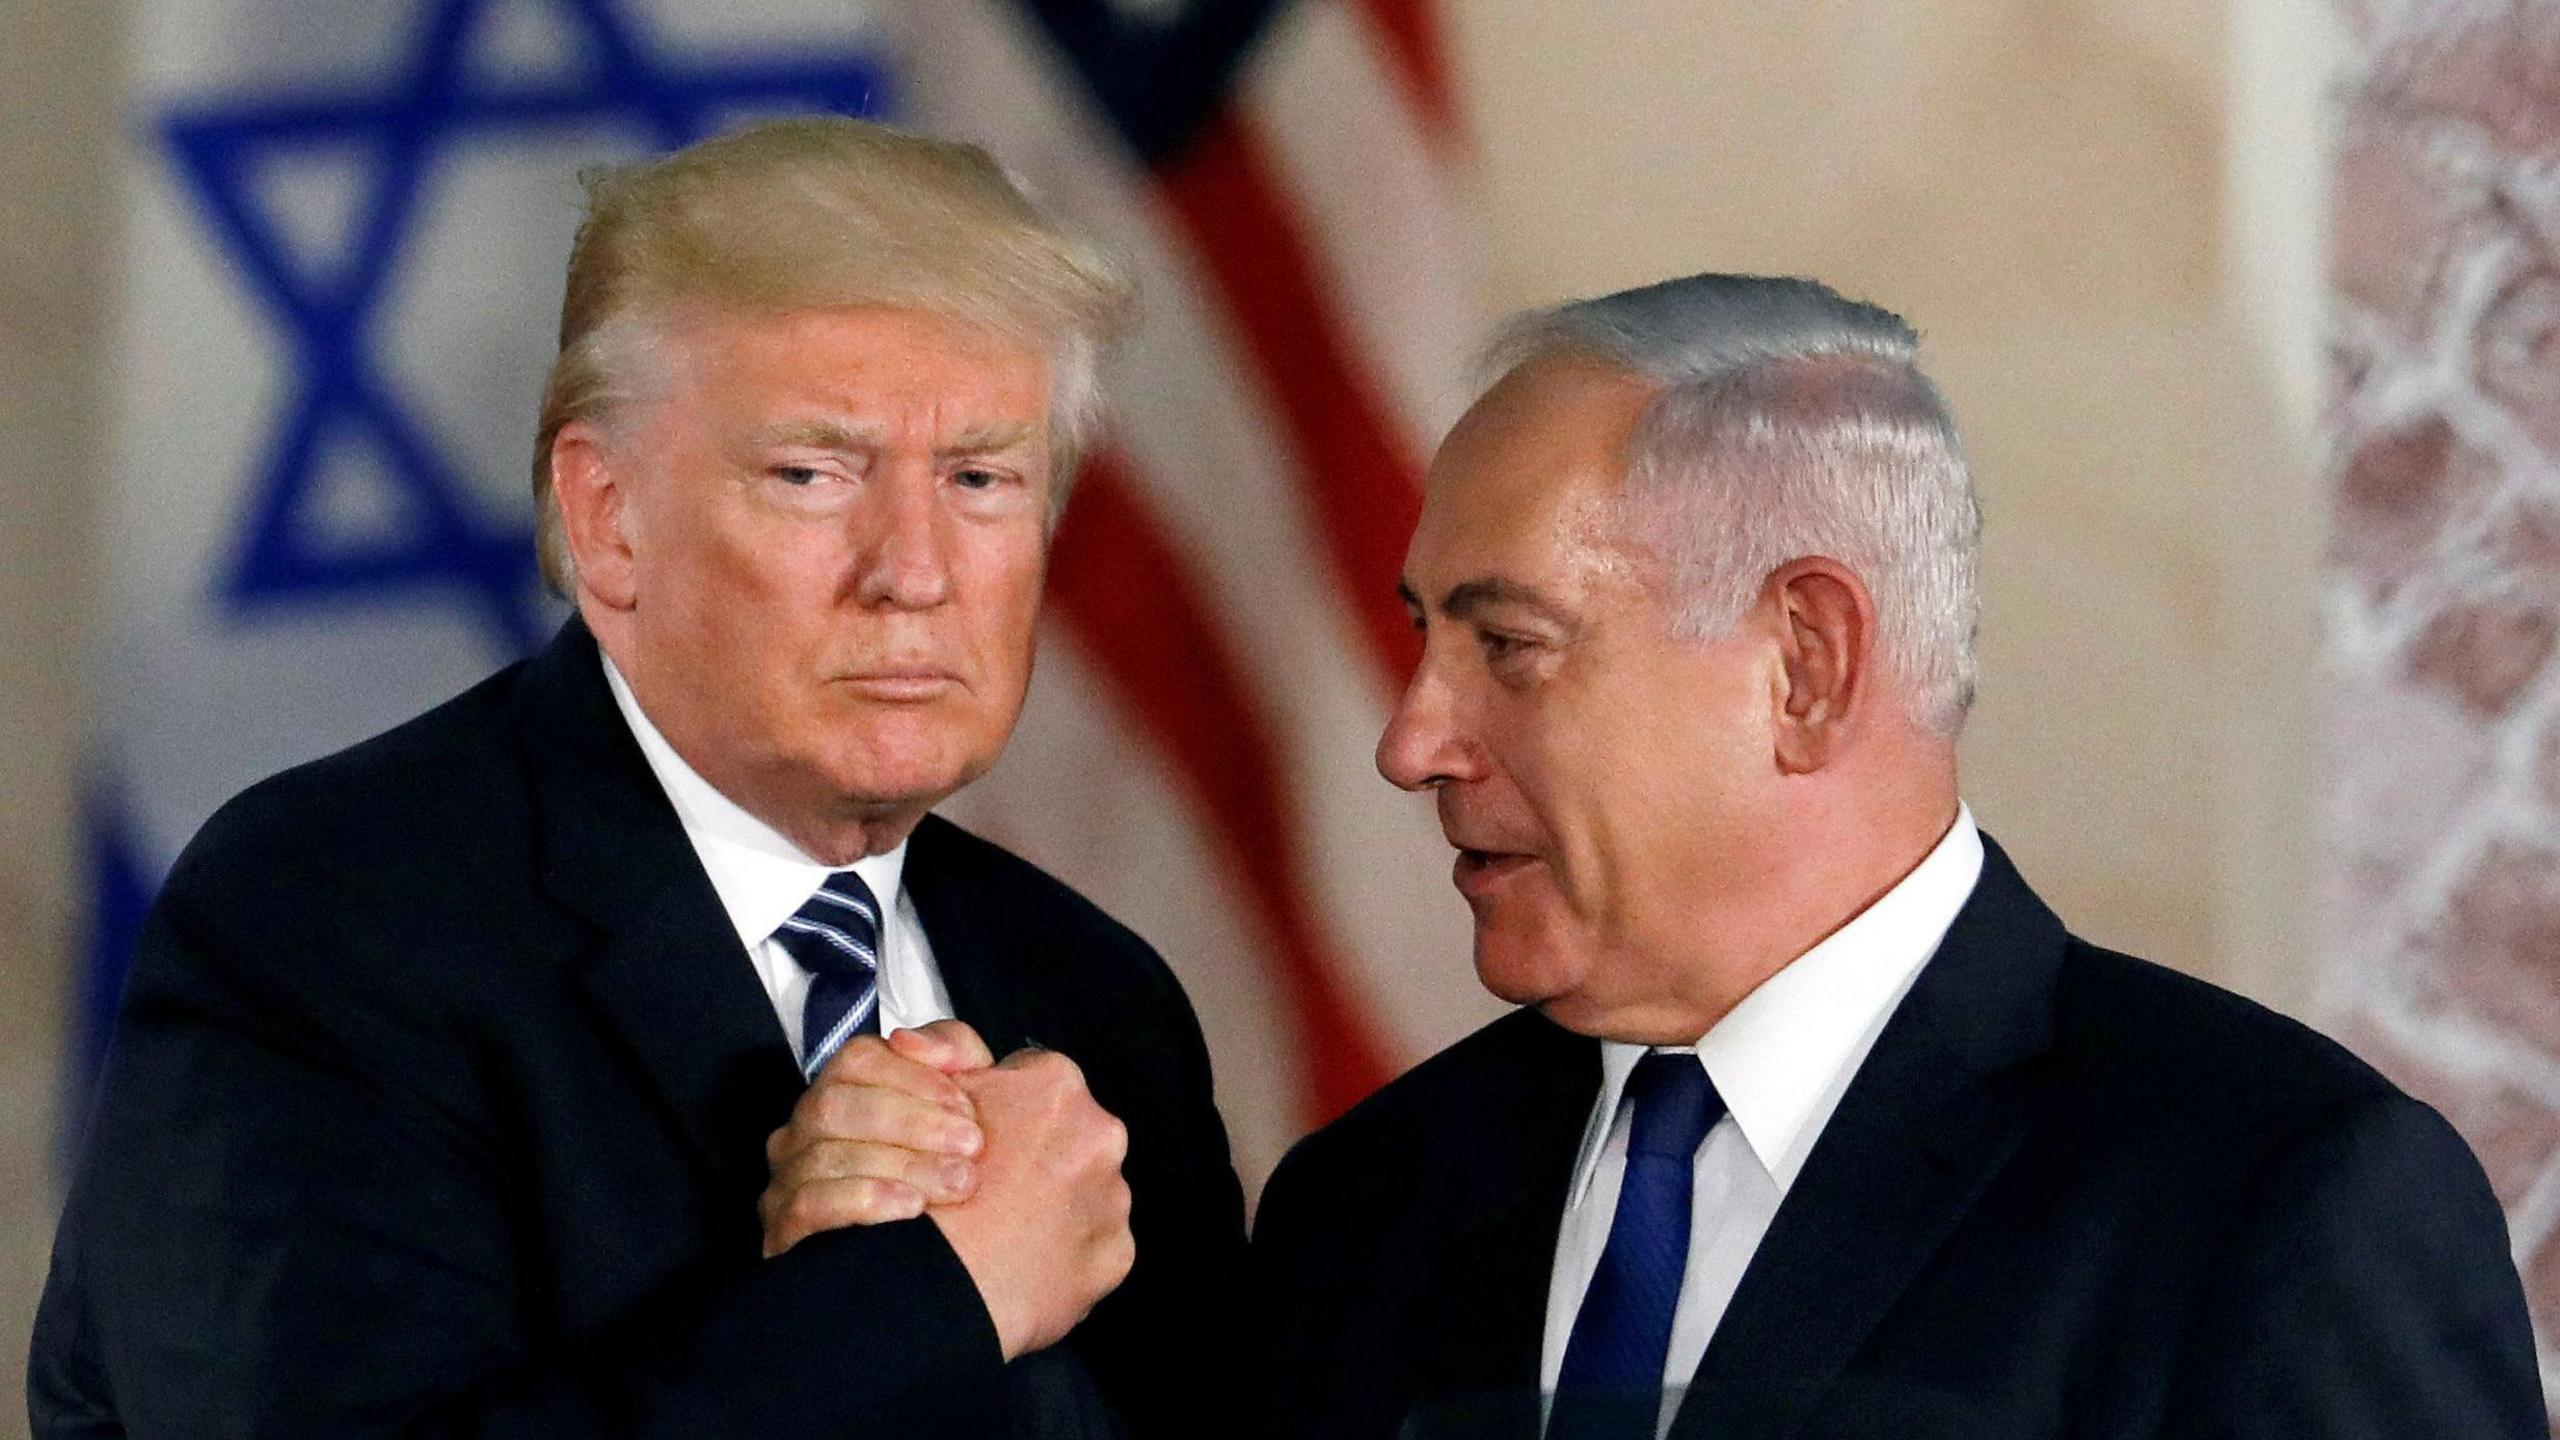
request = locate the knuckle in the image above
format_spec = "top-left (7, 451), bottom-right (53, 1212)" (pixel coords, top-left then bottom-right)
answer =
top-left (823, 1088), bottom-right (908, 1145)
top-left (812, 1085), bottom-right (856, 1133)
top-left (1100, 1234), bottom-right (1136, 1288)
top-left (817, 1140), bottom-right (886, 1182)
top-left (899, 1149), bottom-right (945, 1188)
top-left (830, 1086), bottom-right (885, 1134)
top-left (831, 1034), bottom-right (892, 1079)
top-left (768, 1141), bottom-right (814, 1180)
top-left (769, 1151), bottom-right (810, 1190)
top-left (848, 1177), bottom-right (919, 1221)
top-left (887, 1096), bottom-right (944, 1148)
top-left (783, 1186), bottom-right (833, 1230)
top-left (857, 1141), bottom-right (915, 1179)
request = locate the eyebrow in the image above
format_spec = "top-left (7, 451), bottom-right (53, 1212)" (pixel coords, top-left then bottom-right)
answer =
top-left (753, 418), bottom-right (1038, 457)
top-left (1398, 576), bottom-right (1576, 626)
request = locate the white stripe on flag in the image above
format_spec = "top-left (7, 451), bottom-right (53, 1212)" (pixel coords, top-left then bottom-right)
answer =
top-left (1244, 0), bottom-right (1489, 459)
top-left (940, 642), bottom-right (1306, 1190)
top-left (890, 0), bottom-right (1494, 1068)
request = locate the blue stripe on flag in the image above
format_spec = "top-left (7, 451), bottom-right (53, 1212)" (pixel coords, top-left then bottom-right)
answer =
top-left (1011, 0), bottom-right (1291, 163)
top-left (66, 778), bottom-right (155, 1161)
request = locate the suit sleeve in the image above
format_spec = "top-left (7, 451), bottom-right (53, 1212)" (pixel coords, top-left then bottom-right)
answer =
top-left (38, 869), bottom-right (1008, 1440)
top-left (1246, 1133), bottom-right (1345, 1440)
top-left (2163, 1091), bottom-right (2545, 1439)
top-left (1077, 938), bottom-right (1250, 1440)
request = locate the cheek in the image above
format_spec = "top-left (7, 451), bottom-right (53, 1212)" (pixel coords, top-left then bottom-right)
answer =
top-left (1495, 696), bottom-right (1626, 861)
top-left (645, 475), bottom-right (795, 608)
top-left (965, 534), bottom-right (1048, 660)
top-left (1527, 666), bottom-right (1761, 895)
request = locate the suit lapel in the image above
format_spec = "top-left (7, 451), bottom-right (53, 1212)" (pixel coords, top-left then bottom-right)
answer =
top-left (899, 816), bottom-right (1036, 1059)
top-left (515, 619), bottom-right (804, 1212)
top-left (1668, 837), bottom-right (2067, 1440)
top-left (1410, 1014), bottom-right (1602, 1438)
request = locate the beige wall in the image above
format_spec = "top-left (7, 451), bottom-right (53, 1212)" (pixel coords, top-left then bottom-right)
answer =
top-left (1, 0), bottom-right (120, 1427)
top-left (0, 2), bottom-right (2317, 1432)
top-left (1448, 0), bottom-right (2316, 1010)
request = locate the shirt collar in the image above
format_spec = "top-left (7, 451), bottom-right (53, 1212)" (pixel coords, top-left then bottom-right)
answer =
top-left (601, 653), bottom-right (908, 953)
top-left (1570, 807), bottom-right (1984, 1203)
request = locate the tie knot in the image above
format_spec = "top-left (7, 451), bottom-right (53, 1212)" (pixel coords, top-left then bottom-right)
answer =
top-left (1625, 1052), bottom-right (1720, 1160)
top-left (773, 870), bottom-right (881, 980)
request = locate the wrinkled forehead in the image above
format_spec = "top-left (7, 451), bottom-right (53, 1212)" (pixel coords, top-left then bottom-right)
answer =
top-left (1408, 359), bottom-right (1657, 588)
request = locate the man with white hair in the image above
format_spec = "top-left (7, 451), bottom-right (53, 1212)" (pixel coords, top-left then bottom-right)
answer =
top-left (1250, 273), bottom-right (2542, 1439)
top-left (32, 119), bottom-right (1244, 1439)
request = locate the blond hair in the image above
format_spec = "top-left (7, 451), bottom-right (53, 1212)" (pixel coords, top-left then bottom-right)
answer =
top-left (530, 117), bottom-right (1138, 594)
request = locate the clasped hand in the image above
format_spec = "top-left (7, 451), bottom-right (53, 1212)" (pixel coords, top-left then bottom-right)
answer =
top-left (760, 1022), bottom-right (1135, 1360)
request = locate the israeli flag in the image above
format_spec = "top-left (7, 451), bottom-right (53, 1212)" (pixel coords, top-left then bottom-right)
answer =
top-left (80, 0), bottom-right (893, 1129)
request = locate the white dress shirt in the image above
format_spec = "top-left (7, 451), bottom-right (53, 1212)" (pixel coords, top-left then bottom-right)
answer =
top-left (1539, 807), bottom-right (1985, 1435)
top-left (602, 657), bottom-right (956, 1063)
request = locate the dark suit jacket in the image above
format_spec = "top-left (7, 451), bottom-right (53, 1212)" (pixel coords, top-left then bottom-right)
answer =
top-left (32, 619), bottom-right (1246, 1440)
top-left (1252, 837), bottom-right (2543, 1439)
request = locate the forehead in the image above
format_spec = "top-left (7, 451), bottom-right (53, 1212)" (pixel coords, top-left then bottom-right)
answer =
top-left (1408, 359), bottom-right (1658, 592)
top-left (661, 303), bottom-right (1052, 419)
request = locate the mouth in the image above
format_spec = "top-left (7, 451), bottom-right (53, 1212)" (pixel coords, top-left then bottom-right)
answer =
top-left (834, 668), bottom-right (963, 703)
top-left (1452, 847), bottom-right (1540, 898)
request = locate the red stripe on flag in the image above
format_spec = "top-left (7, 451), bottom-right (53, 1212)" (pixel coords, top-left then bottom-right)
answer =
top-left (1154, 109), bottom-right (1424, 689)
top-left (1048, 451), bottom-right (1396, 1124)
top-left (1347, 0), bottom-right (1457, 138)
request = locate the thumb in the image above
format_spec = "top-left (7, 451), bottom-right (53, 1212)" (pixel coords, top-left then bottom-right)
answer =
top-left (888, 1019), bottom-right (995, 1074)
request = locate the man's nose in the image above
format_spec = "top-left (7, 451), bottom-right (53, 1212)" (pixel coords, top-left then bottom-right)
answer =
top-left (1376, 658), bottom-right (1474, 791)
top-left (854, 468), bottom-right (954, 610)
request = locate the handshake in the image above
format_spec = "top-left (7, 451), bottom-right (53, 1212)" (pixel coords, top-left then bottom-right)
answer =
top-left (760, 1022), bottom-right (1136, 1361)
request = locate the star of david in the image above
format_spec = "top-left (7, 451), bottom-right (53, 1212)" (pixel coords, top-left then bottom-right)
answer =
top-left (160, 0), bottom-right (891, 655)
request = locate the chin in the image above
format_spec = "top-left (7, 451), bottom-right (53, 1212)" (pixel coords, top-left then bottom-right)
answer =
top-left (817, 713), bottom-right (1001, 794)
top-left (826, 757), bottom-right (975, 816)
top-left (1470, 928), bottom-right (1586, 1012)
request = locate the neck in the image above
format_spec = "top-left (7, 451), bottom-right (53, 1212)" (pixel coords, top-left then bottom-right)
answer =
top-left (771, 810), bottom-right (924, 868)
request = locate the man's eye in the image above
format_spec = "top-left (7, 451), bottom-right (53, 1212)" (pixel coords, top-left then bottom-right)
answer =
top-left (952, 467), bottom-right (1004, 490)
top-left (1477, 630), bottom-right (1530, 661)
top-left (774, 466), bottom-right (824, 487)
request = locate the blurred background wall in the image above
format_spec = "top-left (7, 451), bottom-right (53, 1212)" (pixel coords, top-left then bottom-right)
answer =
top-left (2318, 0), bottom-right (2560, 1389)
top-left (7, 0), bottom-right (2545, 1429)
top-left (3, 0), bottom-right (121, 1430)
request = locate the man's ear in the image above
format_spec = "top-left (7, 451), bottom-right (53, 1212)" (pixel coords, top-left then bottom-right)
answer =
top-left (1766, 556), bottom-right (1876, 775)
top-left (548, 420), bottom-right (639, 611)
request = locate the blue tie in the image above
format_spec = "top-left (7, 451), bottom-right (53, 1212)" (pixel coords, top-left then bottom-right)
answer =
top-left (1551, 1052), bottom-right (1724, 1440)
top-left (772, 870), bottom-right (882, 1081)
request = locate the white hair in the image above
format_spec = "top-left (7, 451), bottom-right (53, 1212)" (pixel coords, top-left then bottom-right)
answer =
top-left (1486, 274), bottom-right (1982, 735)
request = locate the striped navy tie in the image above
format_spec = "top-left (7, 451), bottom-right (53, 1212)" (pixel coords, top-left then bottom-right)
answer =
top-left (773, 870), bottom-right (882, 1082)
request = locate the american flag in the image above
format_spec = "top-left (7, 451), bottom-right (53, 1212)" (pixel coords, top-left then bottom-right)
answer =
top-left (906, 0), bottom-right (1505, 1183)
top-left (88, 0), bottom-right (1499, 1192)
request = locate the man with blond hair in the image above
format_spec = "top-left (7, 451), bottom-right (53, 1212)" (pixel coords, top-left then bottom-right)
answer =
top-left (32, 118), bottom-right (1245, 1439)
